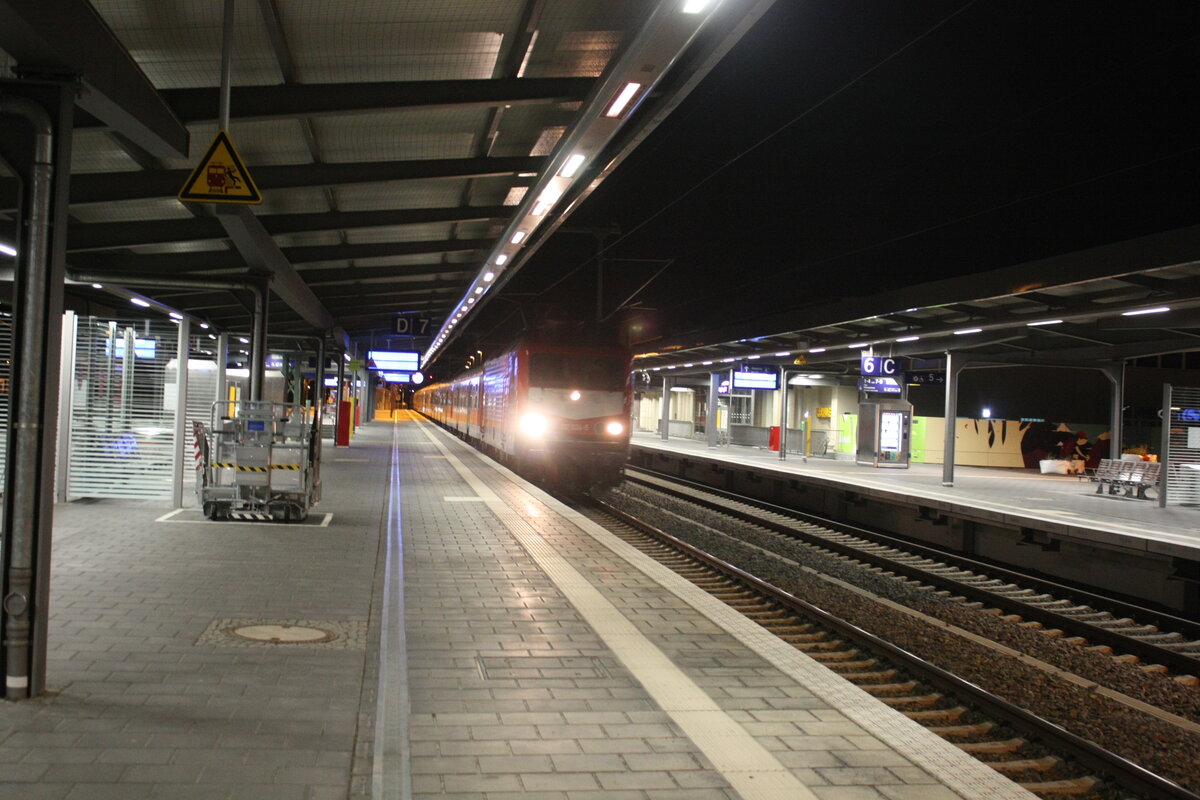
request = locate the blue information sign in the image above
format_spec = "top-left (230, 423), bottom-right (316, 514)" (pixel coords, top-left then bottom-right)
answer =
top-left (860, 356), bottom-right (900, 376)
top-left (858, 376), bottom-right (902, 394)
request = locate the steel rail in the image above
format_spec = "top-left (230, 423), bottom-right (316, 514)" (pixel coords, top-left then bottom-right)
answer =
top-left (623, 466), bottom-right (1200, 674)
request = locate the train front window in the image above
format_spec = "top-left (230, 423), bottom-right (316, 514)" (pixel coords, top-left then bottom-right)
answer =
top-left (529, 354), bottom-right (627, 390)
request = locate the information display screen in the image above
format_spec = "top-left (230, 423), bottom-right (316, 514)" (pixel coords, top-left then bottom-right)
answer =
top-left (732, 370), bottom-right (778, 390)
top-left (367, 350), bottom-right (420, 371)
top-left (879, 411), bottom-right (903, 452)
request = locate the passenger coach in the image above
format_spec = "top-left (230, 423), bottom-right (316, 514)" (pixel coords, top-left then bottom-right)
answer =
top-left (414, 339), bottom-right (633, 485)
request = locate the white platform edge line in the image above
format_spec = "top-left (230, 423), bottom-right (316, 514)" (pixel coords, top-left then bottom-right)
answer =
top-left (520, 474), bottom-right (1039, 799)
top-left (412, 418), bottom-right (816, 800)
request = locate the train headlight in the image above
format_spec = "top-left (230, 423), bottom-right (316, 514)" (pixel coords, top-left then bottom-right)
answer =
top-left (605, 421), bottom-right (625, 436)
top-left (569, 390), bottom-right (581, 401)
top-left (519, 412), bottom-right (548, 437)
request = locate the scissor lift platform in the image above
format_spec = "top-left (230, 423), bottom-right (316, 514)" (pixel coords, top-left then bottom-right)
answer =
top-left (197, 401), bottom-right (321, 521)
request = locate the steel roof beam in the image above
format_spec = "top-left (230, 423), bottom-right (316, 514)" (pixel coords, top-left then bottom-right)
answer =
top-left (0, 0), bottom-right (188, 158)
top-left (215, 206), bottom-right (332, 331)
top-left (69, 238), bottom-right (492, 273)
top-left (71, 78), bottom-right (592, 129)
top-left (0, 156), bottom-right (543, 209)
top-left (298, 265), bottom-right (474, 287)
top-left (67, 206), bottom-right (509, 251)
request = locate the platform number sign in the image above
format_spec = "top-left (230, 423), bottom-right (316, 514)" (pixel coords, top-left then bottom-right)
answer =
top-left (860, 356), bottom-right (900, 377)
top-left (394, 316), bottom-right (431, 336)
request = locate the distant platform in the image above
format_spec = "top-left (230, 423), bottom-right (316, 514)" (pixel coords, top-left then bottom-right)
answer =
top-left (629, 432), bottom-right (1199, 613)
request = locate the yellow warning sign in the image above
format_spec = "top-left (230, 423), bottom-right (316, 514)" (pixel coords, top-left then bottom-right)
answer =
top-left (178, 130), bottom-right (262, 204)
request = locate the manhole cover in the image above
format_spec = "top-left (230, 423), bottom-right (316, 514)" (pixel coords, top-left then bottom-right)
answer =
top-left (228, 624), bottom-right (338, 644)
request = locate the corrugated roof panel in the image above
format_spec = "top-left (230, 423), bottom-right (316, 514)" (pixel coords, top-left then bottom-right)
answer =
top-left (71, 131), bottom-right (144, 173)
top-left (452, 221), bottom-right (497, 240)
top-left (272, 231), bottom-right (344, 249)
top-left (528, 125), bottom-right (566, 157)
top-left (311, 108), bottom-right (489, 163)
top-left (127, 240), bottom-right (230, 255)
top-left (335, 181), bottom-right (470, 212)
top-left (164, 121), bottom-right (314, 170)
top-left (499, 186), bottom-right (529, 206)
top-left (255, 187), bottom-right (331, 215)
top-left (346, 225), bottom-right (456, 245)
top-left (489, 105), bottom-right (580, 158)
top-left (70, 198), bottom-right (194, 225)
top-left (92, 0), bottom-right (282, 89)
top-left (299, 253), bottom-right (455, 270)
top-left (540, 29), bottom-right (626, 79)
top-left (520, 0), bottom-right (646, 79)
top-left (280, 0), bottom-right (516, 83)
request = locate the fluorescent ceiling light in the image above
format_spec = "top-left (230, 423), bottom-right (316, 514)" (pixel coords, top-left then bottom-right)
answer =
top-left (559, 153), bottom-right (586, 178)
top-left (531, 186), bottom-right (563, 216)
top-left (683, 363), bottom-right (694, 367)
top-left (169, 312), bottom-right (183, 320)
top-left (747, 355), bottom-right (760, 359)
top-left (682, 0), bottom-right (711, 11)
top-left (468, 297), bottom-right (475, 304)
top-left (0, 242), bottom-right (16, 257)
top-left (954, 328), bottom-right (982, 335)
top-left (483, 271), bottom-right (494, 282)
top-left (239, 337), bottom-right (250, 344)
top-left (895, 335), bottom-right (920, 342)
top-left (1027, 319), bottom-right (1062, 326)
top-left (130, 298), bottom-right (150, 308)
top-left (1122, 306), bottom-right (1170, 316)
top-left (721, 358), bottom-right (735, 363)
top-left (848, 342), bottom-right (869, 349)
top-left (808, 347), bottom-right (826, 353)
top-left (494, 254), bottom-right (508, 266)
top-left (605, 82), bottom-right (642, 118)
top-left (474, 287), bottom-right (483, 295)
top-left (91, 283), bottom-right (103, 289)
top-left (200, 322), bottom-right (209, 329)
top-left (511, 231), bottom-right (526, 244)
top-left (774, 351), bottom-right (790, 357)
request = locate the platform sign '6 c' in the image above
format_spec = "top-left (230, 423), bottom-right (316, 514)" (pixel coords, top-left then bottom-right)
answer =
top-left (860, 355), bottom-right (900, 377)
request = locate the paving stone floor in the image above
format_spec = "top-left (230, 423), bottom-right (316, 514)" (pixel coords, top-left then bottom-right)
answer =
top-left (0, 429), bottom-right (391, 800)
top-left (1, 418), bottom-right (1036, 799)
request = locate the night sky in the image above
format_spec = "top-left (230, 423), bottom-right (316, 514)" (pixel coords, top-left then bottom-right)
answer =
top-left (459, 0), bottom-right (1200, 361)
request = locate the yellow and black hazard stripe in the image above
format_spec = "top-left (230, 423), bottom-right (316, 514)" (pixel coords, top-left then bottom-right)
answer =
top-left (211, 463), bottom-right (302, 471)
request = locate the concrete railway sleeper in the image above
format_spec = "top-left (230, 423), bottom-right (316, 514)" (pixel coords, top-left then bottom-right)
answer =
top-left (573, 494), bottom-right (1195, 800)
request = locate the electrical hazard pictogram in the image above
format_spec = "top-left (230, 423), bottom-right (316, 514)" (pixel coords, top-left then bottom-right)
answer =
top-left (178, 130), bottom-right (262, 204)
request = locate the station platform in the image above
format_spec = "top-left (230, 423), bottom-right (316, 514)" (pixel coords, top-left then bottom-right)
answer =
top-left (631, 432), bottom-right (1200, 563)
top-left (0, 413), bottom-right (1037, 799)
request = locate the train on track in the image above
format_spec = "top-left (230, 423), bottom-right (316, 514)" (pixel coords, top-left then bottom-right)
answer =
top-left (413, 339), bottom-right (633, 486)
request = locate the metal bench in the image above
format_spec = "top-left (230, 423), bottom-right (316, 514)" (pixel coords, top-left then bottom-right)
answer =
top-left (1088, 458), bottom-right (1159, 499)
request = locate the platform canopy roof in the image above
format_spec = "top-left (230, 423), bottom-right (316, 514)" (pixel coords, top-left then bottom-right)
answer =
top-left (632, 225), bottom-right (1200, 381)
top-left (0, 0), bottom-right (774, 364)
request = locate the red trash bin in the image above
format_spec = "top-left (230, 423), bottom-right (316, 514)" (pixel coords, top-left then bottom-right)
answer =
top-left (336, 401), bottom-right (352, 446)
top-left (768, 425), bottom-right (781, 451)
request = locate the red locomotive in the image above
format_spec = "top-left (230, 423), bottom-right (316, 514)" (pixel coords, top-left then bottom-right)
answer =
top-left (413, 339), bottom-right (632, 485)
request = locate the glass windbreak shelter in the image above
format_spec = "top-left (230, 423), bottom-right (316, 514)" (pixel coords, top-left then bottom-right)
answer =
top-left (856, 399), bottom-right (913, 468)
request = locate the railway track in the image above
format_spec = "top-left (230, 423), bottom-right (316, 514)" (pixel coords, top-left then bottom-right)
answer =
top-left (574, 492), bottom-right (1199, 800)
top-left (622, 466), bottom-right (1200, 680)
